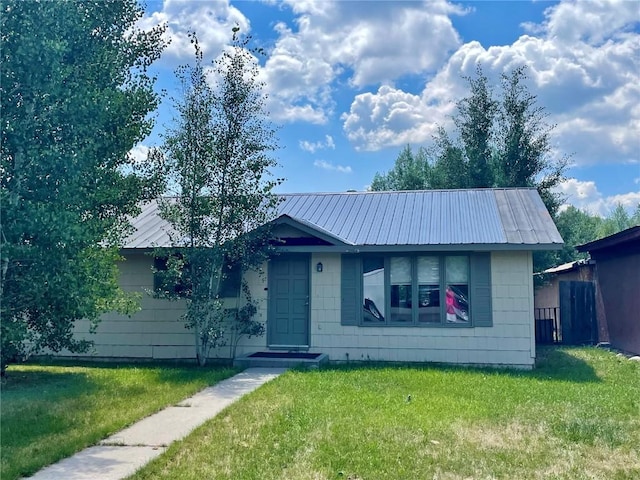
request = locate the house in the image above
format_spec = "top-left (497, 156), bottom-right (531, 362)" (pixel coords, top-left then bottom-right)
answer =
top-left (64, 188), bottom-right (563, 368)
top-left (577, 226), bottom-right (640, 355)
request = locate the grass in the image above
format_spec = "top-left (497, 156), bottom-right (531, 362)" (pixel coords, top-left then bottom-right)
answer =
top-left (129, 347), bottom-right (640, 480)
top-left (0, 360), bottom-right (238, 480)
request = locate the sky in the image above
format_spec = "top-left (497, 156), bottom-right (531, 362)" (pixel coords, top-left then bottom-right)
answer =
top-left (135, 0), bottom-right (640, 217)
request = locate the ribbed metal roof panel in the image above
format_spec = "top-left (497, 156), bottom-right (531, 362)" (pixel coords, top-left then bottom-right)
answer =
top-left (123, 188), bottom-right (563, 249)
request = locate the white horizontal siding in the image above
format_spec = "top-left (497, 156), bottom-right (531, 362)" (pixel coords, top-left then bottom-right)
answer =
top-left (58, 252), bottom-right (269, 361)
top-left (59, 250), bottom-right (535, 368)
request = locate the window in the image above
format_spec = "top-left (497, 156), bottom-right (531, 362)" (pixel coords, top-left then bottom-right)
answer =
top-left (153, 255), bottom-right (190, 296)
top-left (418, 256), bottom-right (440, 323)
top-left (358, 255), bottom-right (474, 326)
top-left (445, 256), bottom-right (469, 324)
top-left (363, 257), bottom-right (385, 322)
top-left (153, 256), bottom-right (241, 298)
top-left (390, 257), bottom-right (412, 322)
top-left (218, 261), bottom-right (242, 298)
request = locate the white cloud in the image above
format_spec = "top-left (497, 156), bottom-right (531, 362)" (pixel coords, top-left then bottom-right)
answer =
top-left (556, 178), bottom-right (640, 216)
top-left (313, 159), bottom-right (352, 173)
top-left (276, 0), bottom-right (463, 87)
top-left (299, 135), bottom-right (335, 153)
top-left (341, 85), bottom-right (455, 151)
top-left (261, 0), bottom-right (464, 123)
top-left (341, 0), bottom-right (640, 165)
top-left (137, 0), bottom-right (250, 64)
top-left (128, 144), bottom-right (150, 165)
top-left (525, 0), bottom-right (640, 44)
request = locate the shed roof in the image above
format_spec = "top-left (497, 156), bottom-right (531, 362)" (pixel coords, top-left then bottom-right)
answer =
top-left (124, 188), bottom-right (563, 251)
top-left (576, 225), bottom-right (640, 253)
top-left (541, 259), bottom-right (593, 275)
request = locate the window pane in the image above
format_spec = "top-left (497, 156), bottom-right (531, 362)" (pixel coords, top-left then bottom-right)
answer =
top-left (390, 257), bottom-right (411, 284)
top-left (417, 257), bottom-right (439, 283)
top-left (154, 256), bottom-right (190, 296)
top-left (446, 256), bottom-right (468, 283)
top-left (390, 257), bottom-right (411, 322)
top-left (446, 256), bottom-right (469, 323)
top-left (418, 256), bottom-right (440, 323)
top-left (363, 257), bottom-right (385, 322)
top-left (218, 261), bottom-right (241, 297)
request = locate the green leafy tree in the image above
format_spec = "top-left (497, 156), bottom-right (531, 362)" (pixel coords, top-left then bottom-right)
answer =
top-left (428, 65), bottom-right (567, 214)
top-left (631, 204), bottom-right (640, 227)
top-left (157, 31), bottom-right (281, 366)
top-left (0, 0), bottom-right (166, 374)
top-left (455, 66), bottom-right (498, 188)
top-left (493, 66), bottom-right (567, 215)
top-left (371, 145), bottom-right (430, 191)
top-left (428, 127), bottom-right (469, 189)
top-left (538, 202), bottom-right (639, 273)
top-left (597, 203), bottom-right (639, 238)
top-left (554, 206), bottom-right (603, 264)
top-left (375, 66), bottom-right (566, 214)
top-left (373, 66), bottom-right (568, 274)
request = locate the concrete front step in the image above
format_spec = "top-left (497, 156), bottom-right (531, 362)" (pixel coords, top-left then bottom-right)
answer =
top-left (234, 352), bottom-right (329, 369)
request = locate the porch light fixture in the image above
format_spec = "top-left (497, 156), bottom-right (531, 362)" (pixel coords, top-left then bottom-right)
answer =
top-left (316, 262), bottom-right (323, 273)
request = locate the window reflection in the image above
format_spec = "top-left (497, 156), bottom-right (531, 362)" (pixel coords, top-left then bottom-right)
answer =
top-left (363, 257), bottom-right (385, 322)
top-left (390, 257), bottom-right (412, 322)
top-left (445, 256), bottom-right (469, 323)
top-left (418, 256), bottom-right (440, 323)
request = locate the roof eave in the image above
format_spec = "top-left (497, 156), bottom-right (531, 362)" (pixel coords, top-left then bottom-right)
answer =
top-left (275, 242), bottom-right (564, 253)
top-left (270, 214), bottom-right (352, 246)
top-left (577, 226), bottom-right (640, 252)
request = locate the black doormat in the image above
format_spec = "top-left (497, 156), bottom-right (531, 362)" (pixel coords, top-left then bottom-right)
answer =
top-left (248, 352), bottom-right (321, 359)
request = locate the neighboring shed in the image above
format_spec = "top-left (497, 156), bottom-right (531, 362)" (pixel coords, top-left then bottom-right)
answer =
top-left (534, 260), bottom-right (607, 345)
top-left (577, 226), bottom-right (640, 355)
top-left (64, 188), bottom-right (563, 368)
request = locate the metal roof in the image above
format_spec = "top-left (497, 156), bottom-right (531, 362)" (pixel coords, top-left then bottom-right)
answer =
top-left (577, 225), bottom-right (640, 253)
top-left (541, 259), bottom-right (593, 275)
top-left (124, 188), bottom-right (563, 250)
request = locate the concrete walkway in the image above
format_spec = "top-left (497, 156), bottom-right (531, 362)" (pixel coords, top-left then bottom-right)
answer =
top-left (26, 367), bottom-right (287, 480)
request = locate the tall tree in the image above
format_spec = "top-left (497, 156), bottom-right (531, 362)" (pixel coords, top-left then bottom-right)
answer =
top-left (374, 66), bottom-right (566, 214)
top-left (371, 145), bottom-right (430, 191)
top-left (429, 65), bottom-right (566, 214)
top-left (456, 66), bottom-right (498, 188)
top-left (493, 66), bottom-right (566, 215)
top-left (0, 0), bottom-right (166, 374)
top-left (373, 66), bottom-right (568, 273)
top-left (428, 128), bottom-right (468, 189)
top-left (157, 31), bottom-right (281, 366)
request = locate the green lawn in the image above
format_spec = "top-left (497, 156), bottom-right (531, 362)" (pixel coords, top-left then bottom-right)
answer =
top-left (130, 348), bottom-right (640, 480)
top-left (0, 361), bottom-right (237, 480)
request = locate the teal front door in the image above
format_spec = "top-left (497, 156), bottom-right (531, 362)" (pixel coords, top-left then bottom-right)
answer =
top-left (268, 255), bottom-right (310, 348)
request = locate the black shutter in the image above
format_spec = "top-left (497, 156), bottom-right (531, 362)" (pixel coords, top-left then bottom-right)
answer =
top-left (341, 255), bottom-right (361, 326)
top-left (470, 252), bottom-right (492, 327)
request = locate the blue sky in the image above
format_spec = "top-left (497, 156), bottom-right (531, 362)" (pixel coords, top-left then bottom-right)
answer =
top-left (135, 0), bottom-right (640, 216)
